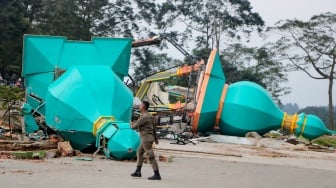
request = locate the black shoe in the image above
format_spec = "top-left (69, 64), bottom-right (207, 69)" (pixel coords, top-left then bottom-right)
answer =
top-left (131, 171), bottom-right (141, 177)
top-left (148, 173), bottom-right (161, 180)
top-left (148, 174), bottom-right (161, 180)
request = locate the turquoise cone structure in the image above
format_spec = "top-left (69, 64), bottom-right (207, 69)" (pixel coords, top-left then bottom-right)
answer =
top-left (220, 81), bottom-right (283, 136)
top-left (220, 81), bottom-right (336, 140)
top-left (22, 35), bottom-right (140, 159)
top-left (193, 49), bottom-right (336, 140)
top-left (192, 49), bottom-right (226, 132)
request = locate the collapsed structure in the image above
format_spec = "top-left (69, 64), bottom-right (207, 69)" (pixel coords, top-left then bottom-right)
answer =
top-left (21, 35), bottom-right (139, 159)
top-left (21, 35), bottom-right (335, 160)
top-left (191, 49), bottom-right (336, 139)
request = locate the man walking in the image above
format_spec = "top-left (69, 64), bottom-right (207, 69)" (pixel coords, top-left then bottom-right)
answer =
top-left (131, 101), bottom-right (161, 180)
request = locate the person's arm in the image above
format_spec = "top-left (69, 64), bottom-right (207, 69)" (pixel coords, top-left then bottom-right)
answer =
top-left (131, 114), bottom-right (148, 129)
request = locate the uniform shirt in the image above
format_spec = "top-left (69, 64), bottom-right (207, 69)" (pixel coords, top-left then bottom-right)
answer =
top-left (132, 111), bottom-right (156, 140)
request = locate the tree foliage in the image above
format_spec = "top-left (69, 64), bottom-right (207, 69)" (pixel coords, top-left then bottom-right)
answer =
top-left (270, 12), bottom-right (336, 129)
top-left (280, 103), bottom-right (300, 114)
top-left (130, 0), bottom-right (265, 82)
top-left (0, 0), bottom-right (143, 76)
top-left (0, 85), bottom-right (25, 132)
top-left (35, 0), bottom-right (139, 40)
top-left (231, 44), bottom-right (289, 102)
top-left (174, 0), bottom-right (264, 50)
top-left (132, 48), bottom-right (182, 81)
top-left (192, 45), bottom-right (289, 103)
top-left (0, 0), bottom-right (289, 107)
top-left (130, 0), bottom-right (282, 101)
top-left (133, 0), bottom-right (264, 49)
top-left (0, 0), bottom-right (29, 74)
top-left (299, 106), bottom-right (336, 130)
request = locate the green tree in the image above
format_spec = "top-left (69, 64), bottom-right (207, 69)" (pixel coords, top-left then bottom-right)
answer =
top-left (133, 0), bottom-right (180, 37)
top-left (270, 12), bottom-right (336, 129)
top-left (35, 0), bottom-right (139, 40)
top-left (223, 44), bottom-right (289, 103)
top-left (132, 48), bottom-right (182, 81)
top-left (21, 0), bottom-right (45, 25)
top-left (0, 0), bottom-right (29, 75)
top-left (299, 106), bottom-right (336, 129)
top-left (103, 0), bottom-right (140, 37)
top-left (36, 0), bottom-right (108, 40)
top-left (281, 103), bottom-right (300, 114)
top-left (192, 45), bottom-right (289, 103)
top-left (134, 0), bottom-right (264, 50)
top-left (0, 85), bottom-right (25, 133)
top-left (175, 0), bottom-right (264, 50)
top-left (131, 0), bottom-right (265, 87)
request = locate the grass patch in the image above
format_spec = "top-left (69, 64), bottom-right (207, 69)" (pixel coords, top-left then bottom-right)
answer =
top-left (312, 135), bottom-right (336, 147)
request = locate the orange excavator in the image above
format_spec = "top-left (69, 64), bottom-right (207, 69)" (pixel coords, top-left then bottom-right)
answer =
top-left (130, 35), bottom-right (204, 144)
top-left (131, 35), bottom-right (204, 111)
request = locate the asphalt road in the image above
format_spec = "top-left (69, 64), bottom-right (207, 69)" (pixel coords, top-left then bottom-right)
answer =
top-left (0, 155), bottom-right (335, 188)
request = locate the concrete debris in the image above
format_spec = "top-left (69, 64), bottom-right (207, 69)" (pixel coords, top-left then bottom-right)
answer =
top-left (256, 138), bottom-right (293, 149)
top-left (245, 132), bottom-right (262, 139)
top-left (58, 141), bottom-right (74, 157)
top-left (158, 155), bottom-right (174, 162)
top-left (289, 144), bottom-right (307, 151)
top-left (74, 157), bottom-right (93, 161)
top-left (285, 135), bottom-right (299, 145)
top-left (28, 130), bottom-right (45, 141)
top-left (189, 136), bottom-right (212, 144)
top-left (263, 130), bottom-right (284, 139)
top-left (46, 149), bottom-right (61, 158)
top-left (210, 134), bottom-right (257, 146)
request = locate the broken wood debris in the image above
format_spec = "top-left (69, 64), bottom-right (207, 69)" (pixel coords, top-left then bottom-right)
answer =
top-left (156, 148), bottom-right (242, 158)
top-left (159, 155), bottom-right (174, 162)
top-left (0, 140), bottom-right (57, 151)
top-left (307, 144), bottom-right (335, 153)
top-left (58, 141), bottom-right (74, 157)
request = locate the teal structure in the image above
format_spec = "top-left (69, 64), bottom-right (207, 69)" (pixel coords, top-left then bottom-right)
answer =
top-left (220, 81), bottom-right (283, 136)
top-left (193, 49), bottom-right (336, 140)
top-left (21, 35), bottom-right (140, 159)
top-left (220, 81), bottom-right (336, 139)
top-left (192, 49), bottom-right (226, 133)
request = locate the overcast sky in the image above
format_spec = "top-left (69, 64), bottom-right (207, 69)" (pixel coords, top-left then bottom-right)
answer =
top-left (248, 0), bottom-right (336, 108)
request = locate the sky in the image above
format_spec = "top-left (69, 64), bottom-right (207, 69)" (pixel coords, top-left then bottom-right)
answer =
top-left (248, 0), bottom-right (336, 108)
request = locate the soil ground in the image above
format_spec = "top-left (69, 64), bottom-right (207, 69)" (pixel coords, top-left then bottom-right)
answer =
top-left (1, 140), bottom-right (336, 188)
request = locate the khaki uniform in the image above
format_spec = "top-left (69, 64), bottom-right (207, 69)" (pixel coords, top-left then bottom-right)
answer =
top-left (132, 111), bottom-right (159, 171)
